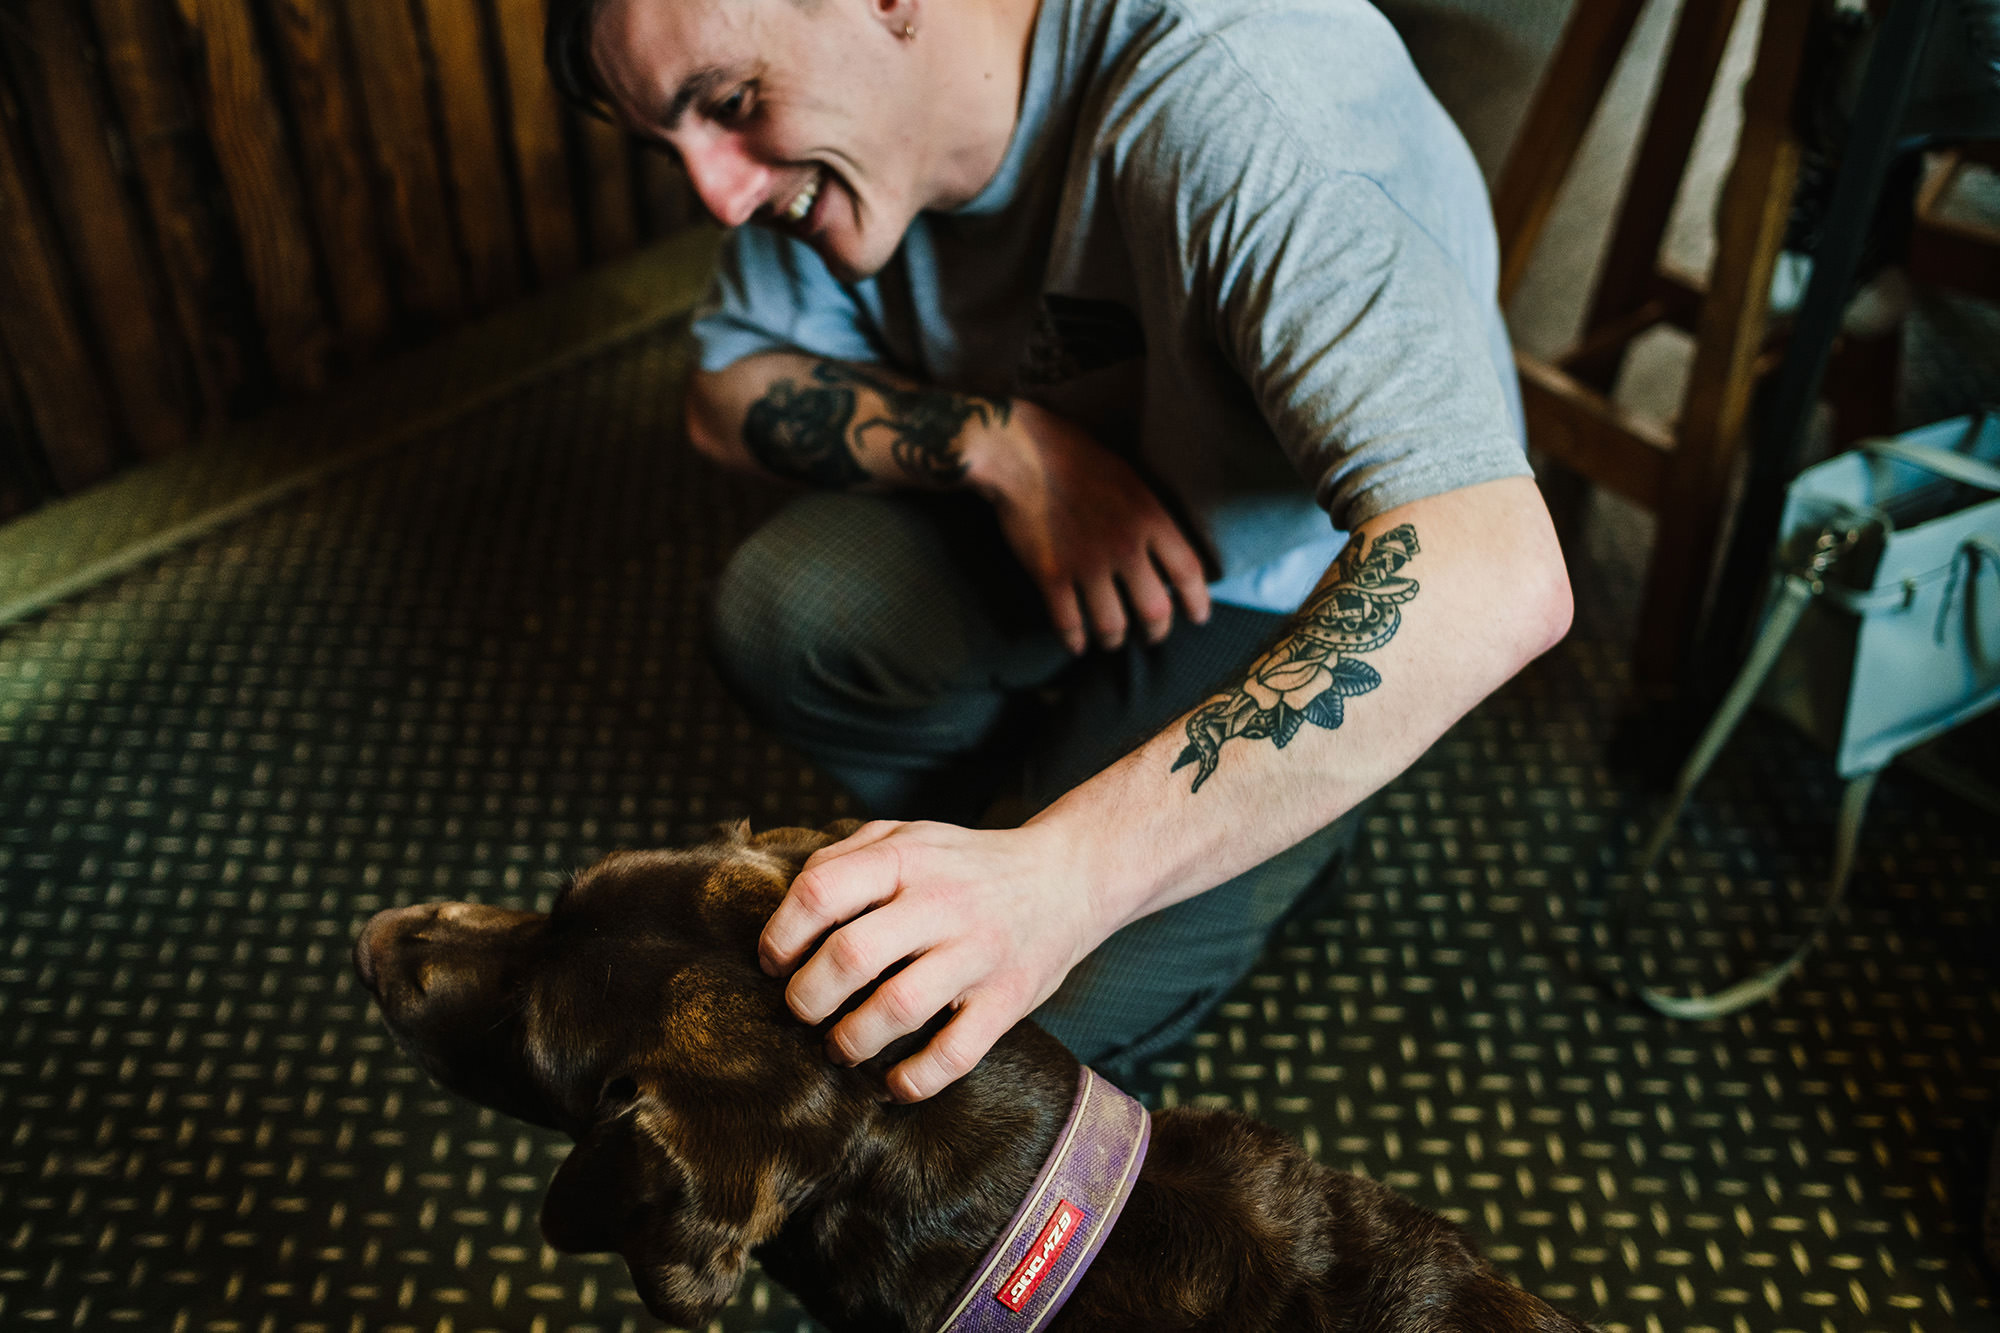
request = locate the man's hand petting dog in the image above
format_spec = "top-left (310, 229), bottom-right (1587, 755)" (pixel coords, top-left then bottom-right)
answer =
top-left (760, 818), bottom-right (1110, 1104)
top-left (353, 822), bottom-right (1596, 1333)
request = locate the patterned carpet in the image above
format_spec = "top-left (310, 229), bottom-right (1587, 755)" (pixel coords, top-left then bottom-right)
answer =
top-left (0, 318), bottom-right (1994, 1333)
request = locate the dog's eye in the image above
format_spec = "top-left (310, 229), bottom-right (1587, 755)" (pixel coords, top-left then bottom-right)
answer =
top-left (601, 1076), bottom-right (638, 1107)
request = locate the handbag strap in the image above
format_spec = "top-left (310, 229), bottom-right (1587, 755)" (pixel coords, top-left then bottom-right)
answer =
top-left (1940, 536), bottom-right (2000, 657)
top-left (1622, 525), bottom-right (1877, 1020)
top-left (1964, 536), bottom-right (2000, 576)
top-left (1638, 772), bottom-right (1879, 1020)
top-left (1634, 574), bottom-right (1818, 877)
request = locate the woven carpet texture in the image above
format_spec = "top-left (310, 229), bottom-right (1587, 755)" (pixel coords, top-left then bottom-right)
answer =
top-left (1, 309), bottom-right (1995, 1332)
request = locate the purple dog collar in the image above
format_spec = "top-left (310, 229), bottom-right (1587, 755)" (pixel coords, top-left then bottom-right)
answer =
top-left (932, 1066), bottom-right (1150, 1333)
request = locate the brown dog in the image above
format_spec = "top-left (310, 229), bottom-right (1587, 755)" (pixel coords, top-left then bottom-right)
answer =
top-left (353, 821), bottom-right (1594, 1332)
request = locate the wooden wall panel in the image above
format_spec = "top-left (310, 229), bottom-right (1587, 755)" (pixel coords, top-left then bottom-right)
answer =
top-left (416, 0), bottom-right (524, 310)
top-left (265, 0), bottom-right (395, 358)
top-left (495, 0), bottom-right (581, 285)
top-left (90, 0), bottom-right (259, 430)
top-left (0, 70), bottom-right (120, 490)
top-left (0, 357), bottom-right (52, 521)
top-left (0, 0), bottom-right (701, 506)
top-left (344, 0), bottom-right (465, 325)
top-left (7, 2), bottom-right (191, 457)
top-left (580, 111), bottom-right (640, 263)
top-left (177, 0), bottom-right (337, 393)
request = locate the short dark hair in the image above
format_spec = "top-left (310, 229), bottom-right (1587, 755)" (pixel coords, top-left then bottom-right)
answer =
top-left (545, 0), bottom-right (616, 121)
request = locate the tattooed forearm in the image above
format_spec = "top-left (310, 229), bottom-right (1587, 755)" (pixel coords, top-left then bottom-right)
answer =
top-left (844, 363), bottom-right (1011, 486)
top-left (740, 362), bottom-right (1010, 489)
top-left (1173, 524), bottom-right (1421, 794)
top-left (742, 369), bottom-right (872, 487)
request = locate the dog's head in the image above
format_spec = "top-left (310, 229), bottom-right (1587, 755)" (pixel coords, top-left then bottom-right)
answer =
top-left (353, 819), bottom-right (872, 1327)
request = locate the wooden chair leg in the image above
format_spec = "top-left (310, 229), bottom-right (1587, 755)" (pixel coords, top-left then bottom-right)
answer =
top-left (1494, 0), bottom-right (1652, 304)
top-left (1911, 150), bottom-right (2000, 304)
top-left (1631, 0), bottom-right (1816, 692)
top-left (1568, 0), bottom-right (1752, 392)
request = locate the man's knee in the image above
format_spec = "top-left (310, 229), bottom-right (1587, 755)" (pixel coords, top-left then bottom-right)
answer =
top-left (710, 515), bottom-right (828, 717)
top-left (1033, 803), bottom-right (1369, 1080)
top-left (707, 494), bottom-right (982, 734)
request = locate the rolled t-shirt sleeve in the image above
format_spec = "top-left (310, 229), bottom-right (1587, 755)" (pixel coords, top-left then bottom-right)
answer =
top-left (689, 226), bottom-right (885, 372)
top-left (1215, 174), bottom-right (1530, 529)
top-left (1114, 19), bottom-right (1531, 533)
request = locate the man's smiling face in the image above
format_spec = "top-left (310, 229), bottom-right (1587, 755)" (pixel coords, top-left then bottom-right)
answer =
top-left (591, 0), bottom-right (929, 282)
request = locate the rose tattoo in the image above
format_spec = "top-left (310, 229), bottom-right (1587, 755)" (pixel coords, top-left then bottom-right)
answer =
top-left (1173, 524), bottom-right (1420, 793)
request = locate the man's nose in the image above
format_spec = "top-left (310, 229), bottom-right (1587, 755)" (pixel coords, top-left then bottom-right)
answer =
top-left (680, 134), bottom-right (770, 229)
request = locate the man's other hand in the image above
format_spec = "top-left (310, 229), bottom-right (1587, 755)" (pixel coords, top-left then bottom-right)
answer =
top-left (966, 400), bottom-right (1211, 654)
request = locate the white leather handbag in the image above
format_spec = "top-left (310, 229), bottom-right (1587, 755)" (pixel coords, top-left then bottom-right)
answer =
top-left (1632, 411), bottom-right (2000, 1018)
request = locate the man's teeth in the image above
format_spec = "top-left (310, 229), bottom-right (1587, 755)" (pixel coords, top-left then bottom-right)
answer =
top-left (781, 170), bottom-right (821, 223)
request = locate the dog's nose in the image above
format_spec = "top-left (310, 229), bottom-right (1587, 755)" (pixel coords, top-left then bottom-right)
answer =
top-left (353, 904), bottom-right (435, 995)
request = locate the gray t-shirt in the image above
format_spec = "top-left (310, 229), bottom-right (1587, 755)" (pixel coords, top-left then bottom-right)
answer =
top-left (691, 0), bottom-right (1529, 612)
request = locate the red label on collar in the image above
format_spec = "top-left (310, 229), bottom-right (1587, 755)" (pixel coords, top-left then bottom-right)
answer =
top-left (995, 1198), bottom-right (1083, 1313)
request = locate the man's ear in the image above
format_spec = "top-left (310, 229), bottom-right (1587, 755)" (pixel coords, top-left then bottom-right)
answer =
top-left (541, 1103), bottom-right (791, 1329)
top-left (871, 0), bottom-right (919, 41)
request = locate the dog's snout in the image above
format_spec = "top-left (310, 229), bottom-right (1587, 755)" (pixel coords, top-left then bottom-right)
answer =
top-left (353, 904), bottom-right (441, 997)
top-left (353, 901), bottom-right (547, 1009)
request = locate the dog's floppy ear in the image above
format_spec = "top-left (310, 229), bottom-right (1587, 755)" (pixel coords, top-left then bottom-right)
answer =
top-left (700, 817), bottom-right (754, 847)
top-left (541, 1102), bottom-right (791, 1328)
top-left (540, 1108), bottom-right (655, 1255)
top-left (745, 819), bottom-right (864, 872)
